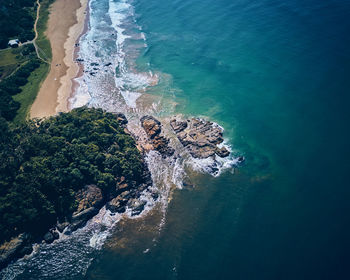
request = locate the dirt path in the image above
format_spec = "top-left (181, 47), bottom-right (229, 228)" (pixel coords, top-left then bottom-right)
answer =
top-left (33, 0), bottom-right (49, 64)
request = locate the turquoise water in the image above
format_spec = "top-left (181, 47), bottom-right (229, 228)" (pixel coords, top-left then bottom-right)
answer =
top-left (2, 0), bottom-right (350, 279)
top-left (85, 0), bottom-right (350, 279)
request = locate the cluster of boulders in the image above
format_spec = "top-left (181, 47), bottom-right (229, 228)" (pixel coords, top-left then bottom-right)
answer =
top-left (106, 171), bottom-right (154, 216)
top-left (139, 116), bottom-right (232, 160)
top-left (170, 118), bottom-right (230, 159)
top-left (140, 116), bottom-right (175, 157)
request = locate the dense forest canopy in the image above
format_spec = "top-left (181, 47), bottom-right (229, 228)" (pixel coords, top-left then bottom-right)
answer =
top-left (0, 0), bottom-right (37, 48)
top-left (0, 108), bottom-right (144, 243)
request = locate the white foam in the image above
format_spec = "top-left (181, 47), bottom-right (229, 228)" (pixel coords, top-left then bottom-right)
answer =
top-left (120, 90), bottom-right (141, 108)
top-left (108, 0), bottom-right (132, 47)
top-left (187, 138), bottom-right (239, 177)
top-left (70, 77), bottom-right (91, 109)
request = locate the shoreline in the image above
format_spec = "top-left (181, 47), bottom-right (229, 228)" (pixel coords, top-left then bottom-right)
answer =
top-left (56, 0), bottom-right (89, 113)
top-left (69, 0), bottom-right (90, 111)
top-left (30, 0), bottom-right (89, 119)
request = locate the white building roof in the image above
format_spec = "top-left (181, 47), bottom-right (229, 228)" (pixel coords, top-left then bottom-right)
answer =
top-left (8, 39), bottom-right (20, 45)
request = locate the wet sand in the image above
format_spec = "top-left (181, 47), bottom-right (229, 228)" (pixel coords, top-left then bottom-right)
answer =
top-left (31, 0), bottom-right (88, 119)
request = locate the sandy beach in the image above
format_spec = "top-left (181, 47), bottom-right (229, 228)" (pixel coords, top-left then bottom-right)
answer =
top-left (30, 0), bottom-right (88, 119)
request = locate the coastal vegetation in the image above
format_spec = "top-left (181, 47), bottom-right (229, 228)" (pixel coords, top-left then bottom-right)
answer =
top-left (0, 58), bottom-right (41, 121)
top-left (0, 0), bottom-right (53, 122)
top-left (0, 0), bottom-right (37, 49)
top-left (0, 107), bottom-right (145, 245)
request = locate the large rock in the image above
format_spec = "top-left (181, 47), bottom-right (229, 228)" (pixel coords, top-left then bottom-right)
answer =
top-left (216, 147), bottom-right (230, 158)
top-left (171, 118), bottom-right (230, 159)
top-left (128, 199), bottom-right (147, 216)
top-left (43, 232), bottom-right (55, 244)
top-left (68, 185), bottom-right (104, 232)
top-left (140, 116), bottom-right (174, 157)
top-left (0, 233), bottom-right (32, 269)
top-left (106, 191), bottom-right (130, 213)
top-left (140, 116), bottom-right (161, 139)
top-left (43, 230), bottom-right (59, 244)
top-left (69, 207), bottom-right (100, 232)
top-left (74, 185), bottom-right (104, 213)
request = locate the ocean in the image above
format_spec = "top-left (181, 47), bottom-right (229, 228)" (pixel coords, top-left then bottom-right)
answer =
top-left (2, 0), bottom-right (350, 279)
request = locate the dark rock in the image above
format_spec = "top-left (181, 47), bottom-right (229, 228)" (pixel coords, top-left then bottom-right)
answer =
top-left (19, 244), bottom-right (33, 256)
top-left (56, 222), bottom-right (69, 233)
top-left (237, 156), bottom-right (245, 163)
top-left (70, 207), bottom-right (100, 231)
top-left (52, 231), bottom-right (59, 240)
top-left (151, 192), bottom-right (159, 201)
top-left (107, 193), bottom-right (128, 213)
top-left (152, 135), bottom-right (175, 157)
top-left (0, 233), bottom-right (32, 269)
top-left (129, 200), bottom-right (146, 216)
top-left (182, 177), bottom-right (193, 188)
top-left (216, 147), bottom-right (230, 158)
top-left (43, 232), bottom-right (54, 244)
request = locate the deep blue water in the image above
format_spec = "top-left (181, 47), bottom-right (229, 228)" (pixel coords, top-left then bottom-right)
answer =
top-left (84, 0), bottom-right (350, 279)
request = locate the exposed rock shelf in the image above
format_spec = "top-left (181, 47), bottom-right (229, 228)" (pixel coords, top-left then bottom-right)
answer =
top-left (170, 118), bottom-right (230, 159)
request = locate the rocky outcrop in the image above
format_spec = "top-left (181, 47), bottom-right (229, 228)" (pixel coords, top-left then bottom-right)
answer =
top-left (66, 185), bottom-right (104, 233)
top-left (140, 116), bottom-right (174, 157)
top-left (170, 118), bottom-right (230, 159)
top-left (107, 163), bottom-right (154, 215)
top-left (0, 233), bottom-right (32, 269)
top-left (43, 230), bottom-right (59, 244)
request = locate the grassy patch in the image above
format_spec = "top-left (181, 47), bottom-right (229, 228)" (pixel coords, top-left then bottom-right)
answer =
top-left (0, 48), bottom-right (21, 66)
top-left (12, 62), bottom-right (50, 123)
top-left (35, 0), bottom-right (54, 62)
top-left (0, 48), bottom-right (32, 80)
top-left (0, 48), bottom-right (29, 67)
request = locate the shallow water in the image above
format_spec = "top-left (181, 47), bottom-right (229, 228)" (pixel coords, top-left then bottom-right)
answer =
top-left (2, 0), bottom-right (350, 279)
